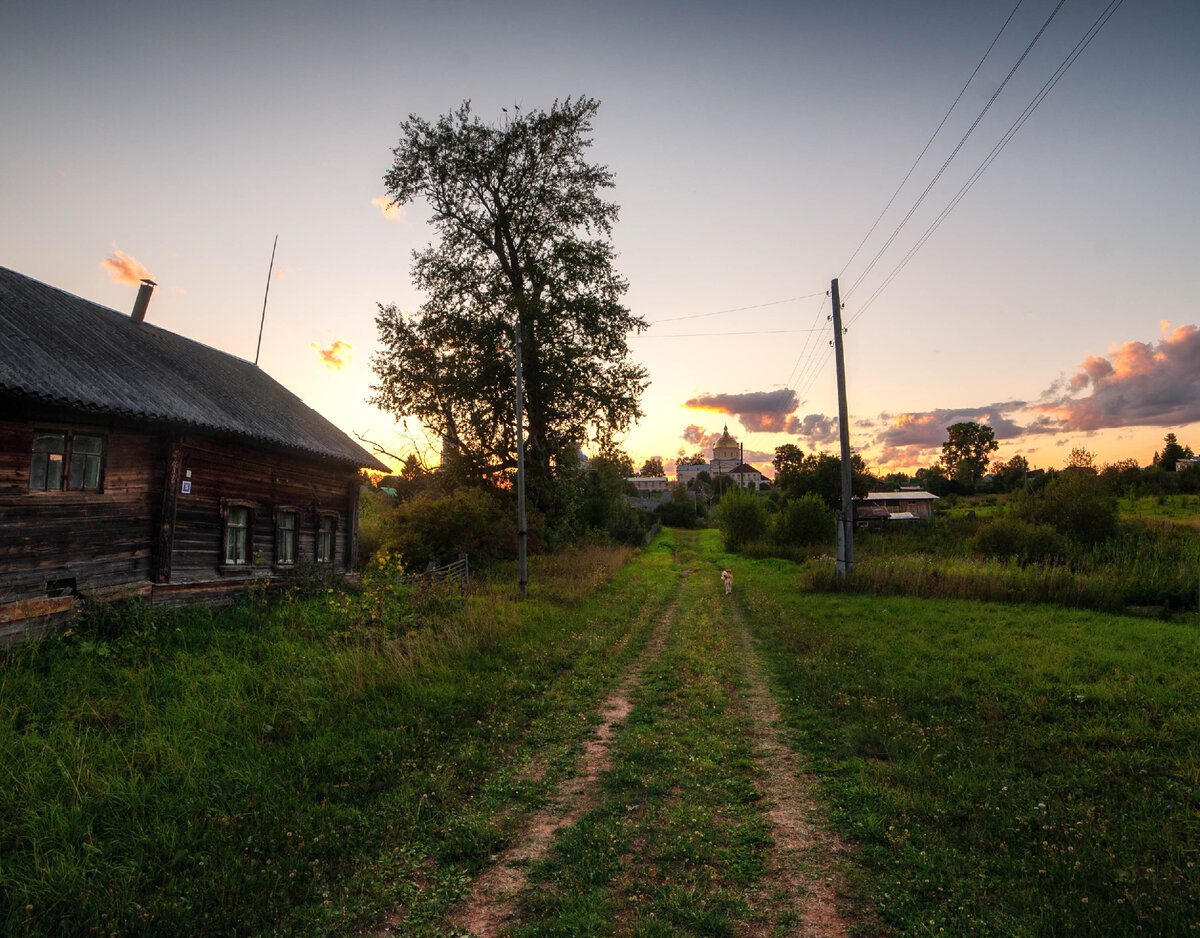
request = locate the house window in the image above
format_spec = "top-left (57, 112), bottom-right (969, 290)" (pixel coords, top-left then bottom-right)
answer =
top-left (316, 514), bottom-right (335, 564)
top-left (224, 506), bottom-right (250, 565)
top-left (29, 431), bottom-right (105, 491)
top-left (276, 510), bottom-right (297, 566)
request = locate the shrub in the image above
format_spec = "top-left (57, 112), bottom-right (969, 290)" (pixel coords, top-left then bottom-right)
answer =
top-left (972, 517), bottom-right (1067, 565)
top-left (716, 485), bottom-right (769, 551)
top-left (774, 494), bottom-right (833, 546)
top-left (1014, 471), bottom-right (1118, 545)
top-left (655, 486), bottom-right (699, 528)
top-left (379, 487), bottom-right (518, 572)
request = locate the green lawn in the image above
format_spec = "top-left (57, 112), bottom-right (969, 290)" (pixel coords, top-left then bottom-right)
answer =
top-left (714, 527), bottom-right (1200, 937)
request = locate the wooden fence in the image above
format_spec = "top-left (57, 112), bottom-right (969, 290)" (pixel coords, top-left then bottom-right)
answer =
top-left (410, 553), bottom-right (470, 586)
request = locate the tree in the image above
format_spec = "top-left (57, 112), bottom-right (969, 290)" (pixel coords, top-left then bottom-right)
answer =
top-left (989, 454), bottom-right (1028, 492)
top-left (370, 98), bottom-right (648, 519)
top-left (676, 451), bottom-right (708, 467)
top-left (773, 449), bottom-right (869, 510)
top-left (639, 457), bottom-right (664, 478)
top-left (1066, 447), bottom-right (1097, 473)
top-left (1154, 432), bottom-right (1192, 471)
top-left (940, 422), bottom-right (998, 484)
top-left (772, 444), bottom-right (805, 489)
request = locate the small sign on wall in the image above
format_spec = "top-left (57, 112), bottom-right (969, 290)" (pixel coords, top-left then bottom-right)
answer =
top-left (181, 480), bottom-right (192, 494)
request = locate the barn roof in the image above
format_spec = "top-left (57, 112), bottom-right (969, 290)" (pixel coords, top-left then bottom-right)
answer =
top-left (862, 490), bottom-right (940, 501)
top-left (0, 267), bottom-right (386, 470)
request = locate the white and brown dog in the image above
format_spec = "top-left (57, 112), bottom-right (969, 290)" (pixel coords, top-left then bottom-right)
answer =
top-left (721, 569), bottom-right (733, 595)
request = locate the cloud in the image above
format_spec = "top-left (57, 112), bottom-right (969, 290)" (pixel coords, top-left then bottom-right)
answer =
top-left (684, 388), bottom-right (799, 432)
top-left (312, 340), bottom-right (352, 370)
top-left (1040, 323), bottom-right (1200, 430)
top-left (170, 286), bottom-right (186, 296)
top-left (785, 413), bottom-right (840, 446)
top-left (681, 424), bottom-right (708, 445)
top-left (100, 248), bottom-right (153, 285)
top-left (371, 196), bottom-right (404, 221)
top-left (874, 404), bottom-right (1027, 449)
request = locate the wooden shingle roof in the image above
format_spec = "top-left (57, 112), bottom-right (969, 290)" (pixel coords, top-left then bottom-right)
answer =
top-left (0, 267), bottom-right (386, 470)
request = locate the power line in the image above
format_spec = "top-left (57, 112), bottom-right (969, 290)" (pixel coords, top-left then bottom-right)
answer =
top-left (646, 292), bottom-right (825, 325)
top-left (839, 0), bottom-right (1026, 280)
top-left (783, 292), bottom-right (829, 391)
top-left (784, 292), bottom-right (831, 398)
top-left (848, 0), bottom-right (1127, 326)
top-left (636, 327), bottom-right (828, 339)
top-left (843, 0), bottom-right (1068, 303)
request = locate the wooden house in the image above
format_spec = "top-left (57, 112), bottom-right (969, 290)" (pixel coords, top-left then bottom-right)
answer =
top-left (857, 489), bottom-right (940, 521)
top-left (0, 266), bottom-right (387, 644)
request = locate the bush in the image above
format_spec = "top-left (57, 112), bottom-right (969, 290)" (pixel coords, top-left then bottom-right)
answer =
top-left (379, 487), bottom-right (519, 572)
top-left (655, 486), bottom-right (699, 528)
top-left (716, 486), bottom-right (769, 551)
top-left (1014, 471), bottom-right (1118, 545)
top-left (773, 494), bottom-right (833, 546)
top-left (972, 518), bottom-right (1067, 565)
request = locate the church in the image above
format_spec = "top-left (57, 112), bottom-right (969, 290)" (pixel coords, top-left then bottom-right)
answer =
top-left (676, 425), bottom-right (766, 489)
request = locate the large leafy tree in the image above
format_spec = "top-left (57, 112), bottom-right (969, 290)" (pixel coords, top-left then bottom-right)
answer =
top-left (370, 98), bottom-right (648, 514)
top-left (940, 421), bottom-right (998, 483)
top-left (772, 446), bottom-right (869, 510)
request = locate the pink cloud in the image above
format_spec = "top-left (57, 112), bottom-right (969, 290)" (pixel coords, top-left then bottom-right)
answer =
top-left (100, 248), bottom-right (153, 285)
top-left (312, 340), bottom-right (352, 370)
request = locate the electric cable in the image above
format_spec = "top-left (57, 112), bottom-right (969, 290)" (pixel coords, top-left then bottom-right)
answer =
top-left (843, 0), bottom-right (1068, 303)
top-left (848, 0), bottom-right (1126, 326)
top-left (839, 0), bottom-right (1026, 280)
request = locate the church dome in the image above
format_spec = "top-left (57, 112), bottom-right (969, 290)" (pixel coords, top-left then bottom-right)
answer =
top-left (714, 425), bottom-right (737, 449)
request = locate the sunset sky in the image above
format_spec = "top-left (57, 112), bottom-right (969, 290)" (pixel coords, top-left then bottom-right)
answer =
top-left (3, 1), bottom-right (1197, 478)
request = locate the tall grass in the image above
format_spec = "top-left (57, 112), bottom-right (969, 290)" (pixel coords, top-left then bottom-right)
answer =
top-left (808, 517), bottom-right (1200, 612)
top-left (0, 541), bottom-right (671, 937)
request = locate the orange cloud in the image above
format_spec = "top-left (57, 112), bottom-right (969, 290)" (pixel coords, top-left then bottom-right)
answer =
top-left (371, 196), bottom-right (404, 221)
top-left (312, 340), bottom-right (352, 370)
top-left (1043, 323), bottom-right (1200, 431)
top-left (100, 249), bottom-right (153, 285)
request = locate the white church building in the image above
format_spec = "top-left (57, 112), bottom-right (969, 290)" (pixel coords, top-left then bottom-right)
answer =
top-left (676, 426), bottom-right (766, 489)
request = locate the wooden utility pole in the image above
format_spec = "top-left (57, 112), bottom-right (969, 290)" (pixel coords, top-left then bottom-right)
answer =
top-left (514, 319), bottom-right (529, 598)
top-left (831, 278), bottom-right (854, 579)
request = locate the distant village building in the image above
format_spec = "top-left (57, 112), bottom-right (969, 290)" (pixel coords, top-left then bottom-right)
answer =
top-left (728, 462), bottom-right (765, 489)
top-left (0, 267), bottom-right (386, 645)
top-left (627, 477), bottom-right (670, 494)
top-left (675, 425), bottom-right (767, 489)
top-left (855, 488), bottom-right (939, 522)
top-left (1176, 457), bottom-right (1200, 472)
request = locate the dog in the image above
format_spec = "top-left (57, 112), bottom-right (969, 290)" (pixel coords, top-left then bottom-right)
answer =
top-left (721, 569), bottom-right (733, 595)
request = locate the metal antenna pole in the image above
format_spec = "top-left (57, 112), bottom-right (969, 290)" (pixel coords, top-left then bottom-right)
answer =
top-left (831, 278), bottom-right (854, 579)
top-left (514, 319), bottom-right (529, 598)
top-left (255, 235), bottom-right (278, 366)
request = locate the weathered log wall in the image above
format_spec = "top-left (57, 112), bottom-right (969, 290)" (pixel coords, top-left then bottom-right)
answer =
top-left (1, 412), bottom-right (361, 644)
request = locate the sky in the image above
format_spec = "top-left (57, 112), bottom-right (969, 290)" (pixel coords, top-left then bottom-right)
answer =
top-left (3, 0), bottom-right (1198, 479)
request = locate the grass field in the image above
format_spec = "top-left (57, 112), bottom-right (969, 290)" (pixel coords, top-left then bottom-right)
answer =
top-left (719, 527), bottom-right (1200, 937)
top-left (0, 545), bottom-right (677, 937)
top-left (3, 530), bottom-right (1198, 936)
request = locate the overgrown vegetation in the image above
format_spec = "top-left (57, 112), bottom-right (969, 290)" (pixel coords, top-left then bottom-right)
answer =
top-left (0, 543), bottom-right (674, 937)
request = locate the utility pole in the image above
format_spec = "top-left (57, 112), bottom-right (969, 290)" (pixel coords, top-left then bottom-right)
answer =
top-left (513, 319), bottom-right (529, 598)
top-left (831, 278), bottom-right (854, 579)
